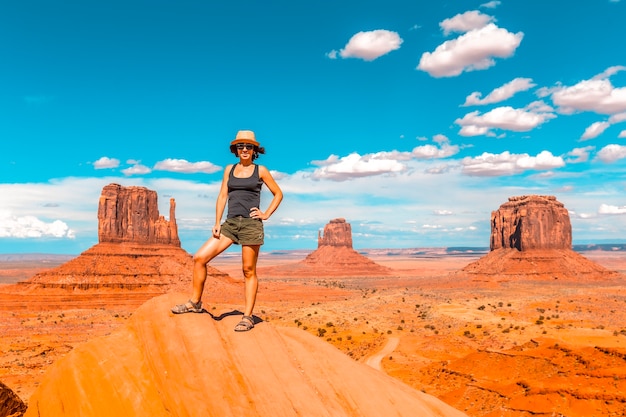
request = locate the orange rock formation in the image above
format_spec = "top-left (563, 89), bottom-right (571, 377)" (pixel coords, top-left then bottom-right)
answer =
top-left (460, 195), bottom-right (619, 281)
top-left (0, 380), bottom-right (26, 417)
top-left (25, 293), bottom-right (468, 417)
top-left (18, 183), bottom-right (228, 293)
top-left (259, 218), bottom-right (390, 277)
top-left (98, 183), bottom-right (180, 246)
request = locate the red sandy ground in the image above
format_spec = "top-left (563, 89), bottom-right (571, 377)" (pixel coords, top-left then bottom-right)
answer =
top-left (2, 251), bottom-right (626, 417)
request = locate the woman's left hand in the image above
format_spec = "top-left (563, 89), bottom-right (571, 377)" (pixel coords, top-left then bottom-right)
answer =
top-left (250, 207), bottom-right (267, 220)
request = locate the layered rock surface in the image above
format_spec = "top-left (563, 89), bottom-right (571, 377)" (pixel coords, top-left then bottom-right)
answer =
top-left (461, 195), bottom-right (620, 281)
top-left (0, 380), bottom-right (26, 417)
top-left (24, 293), bottom-right (468, 417)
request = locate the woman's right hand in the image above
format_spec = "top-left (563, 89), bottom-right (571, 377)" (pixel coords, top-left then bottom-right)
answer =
top-left (212, 224), bottom-right (221, 238)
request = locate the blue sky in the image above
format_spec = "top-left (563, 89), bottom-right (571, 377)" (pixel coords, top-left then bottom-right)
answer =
top-left (2, 0), bottom-right (626, 254)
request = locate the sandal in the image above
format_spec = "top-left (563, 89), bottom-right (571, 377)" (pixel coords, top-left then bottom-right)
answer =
top-left (234, 315), bottom-right (255, 332)
top-left (171, 299), bottom-right (203, 314)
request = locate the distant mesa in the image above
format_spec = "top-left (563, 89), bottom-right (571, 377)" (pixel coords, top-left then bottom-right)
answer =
top-left (15, 183), bottom-right (228, 294)
top-left (460, 195), bottom-right (621, 281)
top-left (259, 218), bottom-right (390, 277)
top-left (317, 217), bottom-right (353, 247)
top-left (24, 293), bottom-right (468, 417)
top-left (490, 195), bottom-right (571, 251)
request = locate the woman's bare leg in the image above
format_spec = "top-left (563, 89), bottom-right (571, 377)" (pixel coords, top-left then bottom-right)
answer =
top-left (241, 244), bottom-right (260, 317)
top-left (190, 235), bottom-right (233, 304)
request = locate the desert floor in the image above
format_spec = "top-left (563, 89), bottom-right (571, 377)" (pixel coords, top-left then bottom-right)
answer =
top-left (2, 251), bottom-right (626, 417)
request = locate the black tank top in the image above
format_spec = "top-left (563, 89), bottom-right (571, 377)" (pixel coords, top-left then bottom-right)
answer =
top-left (227, 164), bottom-right (263, 218)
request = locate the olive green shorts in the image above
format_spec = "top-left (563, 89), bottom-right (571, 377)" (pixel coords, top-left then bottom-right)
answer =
top-left (220, 216), bottom-right (264, 246)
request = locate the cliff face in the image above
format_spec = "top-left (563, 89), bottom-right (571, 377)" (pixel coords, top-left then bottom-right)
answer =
top-left (462, 195), bottom-right (618, 281)
top-left (98, 184), bottom-right (180, 246)
top-left (318, 218), bottom-right (353, 248)
top-left (24, 293), bottom-right (468, 417)
top-left (490, 195), bottom-right (571, 251)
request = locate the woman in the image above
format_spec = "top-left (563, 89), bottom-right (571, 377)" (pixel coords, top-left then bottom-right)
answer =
top-left (171, 130), bottom-right (283, 332)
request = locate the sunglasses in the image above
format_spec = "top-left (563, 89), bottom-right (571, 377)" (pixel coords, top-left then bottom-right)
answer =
top-left (236, 143), bottom-right (255, 151)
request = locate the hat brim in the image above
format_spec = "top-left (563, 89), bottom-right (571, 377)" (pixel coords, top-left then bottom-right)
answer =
top-left (231, 139), bottom-right (260, 146)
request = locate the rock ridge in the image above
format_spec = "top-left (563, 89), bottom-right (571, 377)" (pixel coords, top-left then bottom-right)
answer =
top-left (24, 293), bottom-right (468, 417)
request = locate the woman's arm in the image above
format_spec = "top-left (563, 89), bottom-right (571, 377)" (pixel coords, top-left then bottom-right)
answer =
top-left (213, 165), bottom-right (231, 238)
top-left (255, 165), bottom-right (283, 221)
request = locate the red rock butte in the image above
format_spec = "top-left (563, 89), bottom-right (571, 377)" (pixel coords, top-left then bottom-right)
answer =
top-left (11, 183), bottom-right (228, 299)
top-left (259, 218), bottom-right (391, 277)
top-left (460, 195), bottom-right (620, 281)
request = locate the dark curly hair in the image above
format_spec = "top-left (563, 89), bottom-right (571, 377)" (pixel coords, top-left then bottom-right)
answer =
top-left (230, 144), bottom-right (266, 161)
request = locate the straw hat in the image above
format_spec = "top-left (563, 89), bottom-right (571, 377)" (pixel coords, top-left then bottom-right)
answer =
top-left (231, 130), bottom-right (260, 147)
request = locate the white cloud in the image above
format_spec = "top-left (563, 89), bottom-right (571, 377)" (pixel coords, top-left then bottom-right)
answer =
top-left (440, 11), bottom-right (494, 35)
top-left (417, 23), bottom-right (524, 78)
top-left (580, 121), bottom-right (611, 141)
top-left (336, 30), bottom-right (403, 61)
top-left (93, 156), bottom-right (120, 169)
top-left (480, 1), bottom-right (501, 8)
top-left (461, 150), bottom-right (565, 176)
top-left (595, 144), bottom-right (626, 163)
top-left (619, 130), bottom-right (626, 138)
top-left (565, 146), bottom-right (595, 163)
top-left (526, 100), bottom-right (555, 113)
top-left (551, 67), bottom-right (626, 115)
top-left (326, 50), bottom-right (338, 59)
top-left (463, 77), bottom-right (536, 106)
top-left (412, 143), bottom-right (459, 159)
top-left (122, 162), bottom-right (152, 176)
top-left (598, 204), bottom-right (626, 215)
top-left (153, 158), bottom-right (222, 174)
top-left (310, 140), bottom-right (459, 181)
top-left (434, 210), bottom-right (453, 215)
top-left (311, 152), bottom-right (406, 181)
top-left (0, 212), bottom-right (75, 239)
top-left (455, 106), bottom-right (555, 136)
top-left (609, 112), bottom-right (626, 124)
